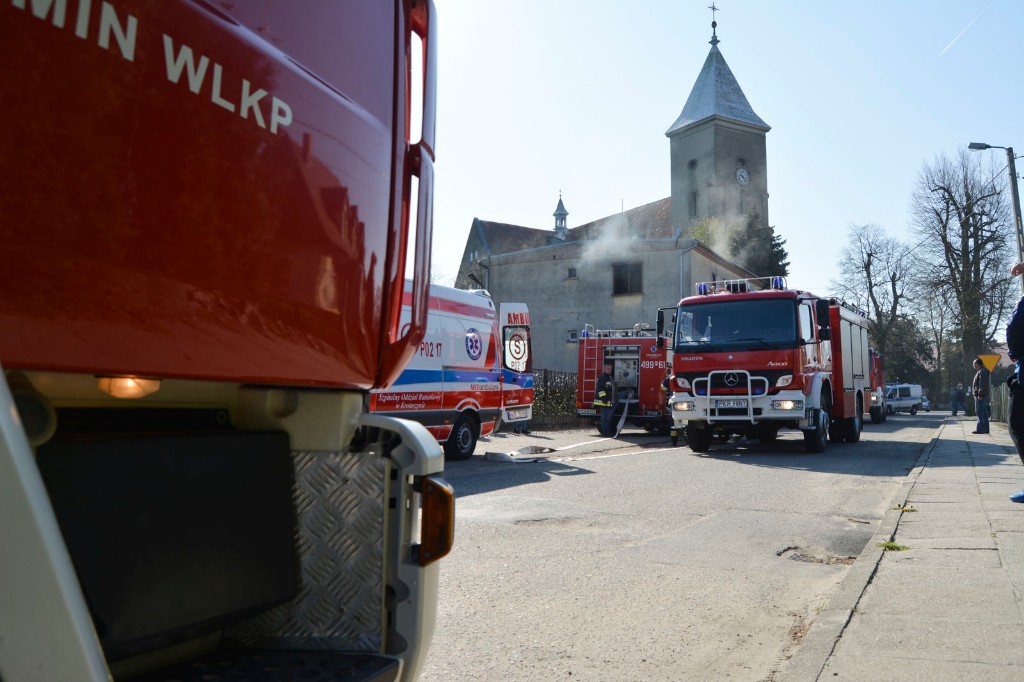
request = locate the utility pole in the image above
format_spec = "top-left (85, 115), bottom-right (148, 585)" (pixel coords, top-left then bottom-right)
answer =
top-left (969, 142), bottom-right (1024, 293)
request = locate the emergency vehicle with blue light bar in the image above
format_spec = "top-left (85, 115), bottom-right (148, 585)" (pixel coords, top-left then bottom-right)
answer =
top-left (657, 276), bottom-right (873, 453)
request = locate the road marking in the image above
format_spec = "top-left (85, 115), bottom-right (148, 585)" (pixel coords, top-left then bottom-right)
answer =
top-left (554, 446), bottom-right (681, 461)
top-left (554, 438), bottom-right (612, 451)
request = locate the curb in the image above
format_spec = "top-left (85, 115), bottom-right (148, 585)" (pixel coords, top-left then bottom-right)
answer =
top-left (775, 422), bottom-right (942, 681)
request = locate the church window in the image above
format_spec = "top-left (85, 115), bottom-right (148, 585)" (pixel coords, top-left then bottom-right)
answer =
top-left (689, 191), bottom-right (698, 218)
top-left (567, 267), bottom-right (577, 279)
top-left (612, 262), bottom-right (642, 295)
top-left (688, 159), bottom-right (698, 170)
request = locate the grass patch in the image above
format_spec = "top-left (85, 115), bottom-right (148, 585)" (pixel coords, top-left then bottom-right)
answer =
top-left (878, 541), bottom-right (910, 551)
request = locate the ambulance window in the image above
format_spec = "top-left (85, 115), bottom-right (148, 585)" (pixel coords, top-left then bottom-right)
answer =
top-left (799, 304), bottom-right (813, 342)
top-left (503, 326), bottom-right (531, 373)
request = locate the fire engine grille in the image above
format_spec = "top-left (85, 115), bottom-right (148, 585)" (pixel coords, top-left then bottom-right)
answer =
top-left (681, 370), bottom-right (791, 395)
top-left (227, 450), bottom-right (386, 652)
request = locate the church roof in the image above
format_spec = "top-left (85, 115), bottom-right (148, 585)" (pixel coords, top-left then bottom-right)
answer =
top-left (472, 197), bottom-right (674, 256)
top-left (665, 30), bottom-right (769, 136)
top-left (553, 196), bottom-right (568, 217)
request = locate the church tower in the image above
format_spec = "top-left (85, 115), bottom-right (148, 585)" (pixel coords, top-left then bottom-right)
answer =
top-left (666, 15), bottom-right (770, 236)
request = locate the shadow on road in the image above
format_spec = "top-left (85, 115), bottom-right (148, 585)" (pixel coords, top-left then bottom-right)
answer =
top-left (445, 456), bottom-right (594, 498)
top-left (692, 414), bottom-right (1013, 476)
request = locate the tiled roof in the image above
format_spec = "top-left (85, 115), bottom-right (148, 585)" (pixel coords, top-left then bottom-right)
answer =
top-left (474, 197), bottom-right (675, 256)
top-left (571, 197), bottom-right (673, 240)
top-left (666, 42), bottom-right (769, 135)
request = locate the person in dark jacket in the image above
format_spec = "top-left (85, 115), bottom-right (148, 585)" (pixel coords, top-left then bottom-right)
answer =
top-left (595, 362), bottom-right (616, 437)
top-left (971, 357), bottom-right (990, 434)
top-left (1006, 262), bottom-right (1024, 501)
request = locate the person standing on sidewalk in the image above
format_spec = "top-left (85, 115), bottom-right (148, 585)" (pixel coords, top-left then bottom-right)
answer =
top-left (1005, 262), bottom-right (1024, 501)
top-left (594, 362), bottom-right (617, 437)
top-left (971, 357), bottom-right (990, 434)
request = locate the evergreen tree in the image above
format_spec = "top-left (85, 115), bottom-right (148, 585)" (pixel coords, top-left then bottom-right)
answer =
top-left (728, 210), bottom-right (789, 277)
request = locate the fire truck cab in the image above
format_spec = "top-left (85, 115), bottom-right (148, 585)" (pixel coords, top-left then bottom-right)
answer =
top-left (659, 277), bottom-right (871, 453)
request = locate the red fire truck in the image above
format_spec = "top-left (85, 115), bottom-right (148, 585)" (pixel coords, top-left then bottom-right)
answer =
top-left (576, 323), bottom-right (674, 434)
top-left (0, 2), bottom-right (450, 681)
top-left (657, 277), bottom-right (872, 453)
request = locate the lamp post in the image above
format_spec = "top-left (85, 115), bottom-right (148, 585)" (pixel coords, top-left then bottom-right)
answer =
top-left (969, 141), bottom-right (1024, 292)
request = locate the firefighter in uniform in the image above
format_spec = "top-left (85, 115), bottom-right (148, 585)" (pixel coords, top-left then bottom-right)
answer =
top-left (662, 368), bottom-right (681, 446)
top-left (595, 362), bottom-right (616, 436)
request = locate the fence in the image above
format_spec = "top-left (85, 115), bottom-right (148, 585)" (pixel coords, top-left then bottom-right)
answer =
top-left (993, 381), bottom-right (1010, 424)
top-left (528, 368), bottom-right (591, 430)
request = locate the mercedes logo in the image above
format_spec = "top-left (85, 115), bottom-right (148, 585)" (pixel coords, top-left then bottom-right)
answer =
top-left (724, 373), bottom-right (739, 387)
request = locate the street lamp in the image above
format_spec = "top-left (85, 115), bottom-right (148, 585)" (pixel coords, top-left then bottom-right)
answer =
top-left (968, 141), bottom-right (1024, 292)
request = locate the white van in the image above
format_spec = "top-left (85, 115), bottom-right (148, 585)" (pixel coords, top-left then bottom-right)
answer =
top-left (885, 383), bottom-right (923, 415)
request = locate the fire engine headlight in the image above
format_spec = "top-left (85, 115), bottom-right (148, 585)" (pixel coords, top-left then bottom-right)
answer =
top-left (870, 394), bottom-right (879, 403)
top-left (672, 401), bottom-right (696, 412)
top-left (775, 375), bottom-right (793, 388)
top-left (772, 399), bottom-right (804, 411)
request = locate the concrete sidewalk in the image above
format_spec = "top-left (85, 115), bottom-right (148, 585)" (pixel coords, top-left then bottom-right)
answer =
top-left (780, 417), bottom-right (1024, 681)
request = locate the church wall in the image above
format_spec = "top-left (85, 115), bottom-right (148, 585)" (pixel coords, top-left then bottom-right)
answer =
top-left (477, 241), bottom-right (750, 372)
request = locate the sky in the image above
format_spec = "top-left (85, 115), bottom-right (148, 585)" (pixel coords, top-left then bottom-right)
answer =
top-left (425, 1), bottom-right (1024, 296)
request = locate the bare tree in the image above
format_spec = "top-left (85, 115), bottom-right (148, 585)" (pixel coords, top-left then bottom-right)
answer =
top-left (831, 223), bottom-right (913, 358)
top-left (910, 150), bottom-right (1014, 385)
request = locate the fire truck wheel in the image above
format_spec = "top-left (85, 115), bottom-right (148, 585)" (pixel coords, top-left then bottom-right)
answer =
top-left (804, 404), bottom-right (829, 453)
top-left (829, 416), bottom-right (847, 443)
top-left (844, 398), bottom-right (863, 443)
top-left (444, 414), bottom-right (478, 461)
top-left (686, 423), bottom-right (713, 452)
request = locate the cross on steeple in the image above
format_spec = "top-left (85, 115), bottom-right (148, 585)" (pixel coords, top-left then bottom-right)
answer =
top-left (708, 3), bottom-right (720, 46)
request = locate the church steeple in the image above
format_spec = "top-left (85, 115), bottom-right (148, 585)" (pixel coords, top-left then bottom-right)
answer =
top-left (666, 9), bottom-right (771, 239)
top-left (553, 193), bottom-right (568, 241)
top-left (665, 13), bottom-right (769, 136)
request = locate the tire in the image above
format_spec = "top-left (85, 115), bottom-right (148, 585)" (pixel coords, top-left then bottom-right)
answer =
top-left (444, 414), bottom-right (478, 460)
top-left (844, 397), bottom-right (863, 443)
top-left (686, 422), bottom-right (714, 452)
top-left (804, 402), bottom-right (829, 453)
top-left (910, 405), bottom-right (918, 416)
top-left (870, 406), bottom-right (882, 424)
top-left (829, 416), bottom-right (847, 443)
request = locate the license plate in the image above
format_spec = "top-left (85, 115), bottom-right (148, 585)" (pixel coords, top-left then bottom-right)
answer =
top-left (715, 399), bottom-right (747, 408)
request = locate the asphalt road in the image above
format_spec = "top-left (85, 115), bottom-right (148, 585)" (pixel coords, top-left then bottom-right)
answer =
top-left (419, 413), bottom-right (944, 682)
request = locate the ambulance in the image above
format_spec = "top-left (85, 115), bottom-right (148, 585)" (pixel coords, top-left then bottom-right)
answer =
top-left (370, 282), bottom-right (533, 459)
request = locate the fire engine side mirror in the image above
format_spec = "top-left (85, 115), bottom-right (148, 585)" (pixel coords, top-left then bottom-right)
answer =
top-left (818, 327), bottom-right (831, 341)
top-left (815, 299), bottom-right (831, 326)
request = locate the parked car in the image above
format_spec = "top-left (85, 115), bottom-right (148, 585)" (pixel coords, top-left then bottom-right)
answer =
top-left (921, 396), bottom-right (931, 412)
top-left (886, 383), bottom-right (924, 415)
